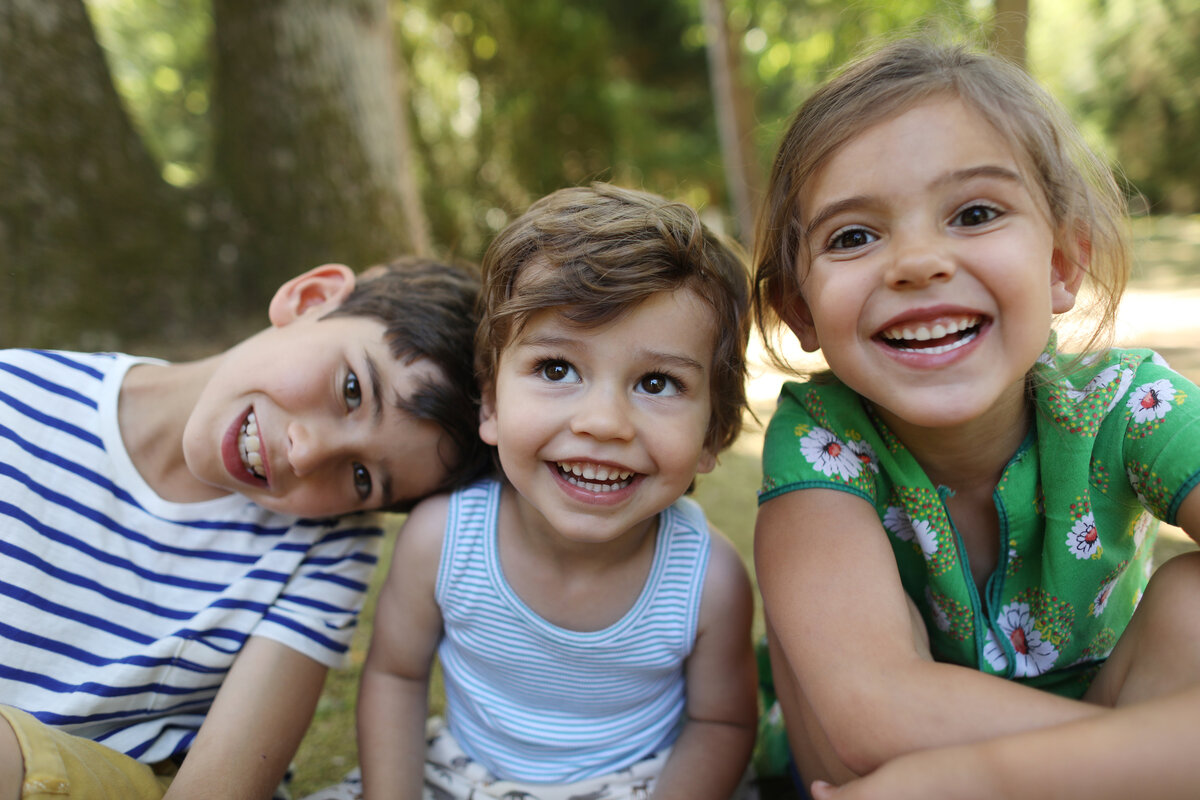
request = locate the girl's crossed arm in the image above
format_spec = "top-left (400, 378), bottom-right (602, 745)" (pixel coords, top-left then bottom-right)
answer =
top-left (357, 494), bottom-right (449, 800)
top-left (809, 485), bottom-right (1200, 800)
top-left (755, 488), bottom-right (1102, 783)
top-left (652, 529), bottom-right (758, 800)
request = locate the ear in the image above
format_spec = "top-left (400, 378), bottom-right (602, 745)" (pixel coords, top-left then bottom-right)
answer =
top-left (478, 384), bottom-right (499, 446)
top-left (268, 264), bottom-right (356, 327)
top-left (782, 297), bottom-right (822, 353)
top-left (1050, 232), bottom-right (1089, 315)
top-left (695, 448), bottom-right (717, 476)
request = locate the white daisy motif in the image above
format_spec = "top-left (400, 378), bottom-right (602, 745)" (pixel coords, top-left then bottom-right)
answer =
top-left (883, 506), bottom-right (913, 540)
top-left (799, 427), bottom-right (862, 481)
top-left (991, 602), bottom-right (1060, 677)
top-left (844, 438), bottom-right (880, 474)
top-left (1092, 578), bottom-right (1116, 617)
top-left (1063, 365), bottom-right (1118, 402)
top-left (924, 586), bottom-right (950, 633)
top-left (1151, 352), bottom-right (1170, 369)
top-left (1066, 513), bottom-right (1101, 560)
top-left (1127, 379), bottom-right (1177, 423)
top-left (982, 627), bottom-right (1009, 672)
top-left (1132, 512), bottom-right (1152, 551)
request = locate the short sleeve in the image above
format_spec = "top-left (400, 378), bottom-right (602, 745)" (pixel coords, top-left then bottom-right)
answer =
top-left (252, 512), bottom-right (383, 668)
top-left (1117, 355), bottom-right (1200, 524)
top-left (759, 380), bottom-right (883, 507)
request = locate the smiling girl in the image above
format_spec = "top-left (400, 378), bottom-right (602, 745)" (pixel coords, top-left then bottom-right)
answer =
top-left (752, 37), bottom-right (1200, 799)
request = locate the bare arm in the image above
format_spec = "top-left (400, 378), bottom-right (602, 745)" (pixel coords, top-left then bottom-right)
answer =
top-left (756, 489), bottom-right (1100, 778)
top-left (652, 530), bottom-right (758, 800)
top-left (163, 636), bottom-right (328, 800)
top-left (810, 485), bottom-right (1200, 800)
top-left (358, 495), bottom-right (448, 800)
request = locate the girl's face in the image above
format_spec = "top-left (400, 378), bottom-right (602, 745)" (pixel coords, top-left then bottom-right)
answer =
top-left (788, 95), bottom-right (1081, 437)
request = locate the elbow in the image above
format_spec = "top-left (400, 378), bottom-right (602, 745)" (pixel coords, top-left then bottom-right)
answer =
top-left (806, 686), bottom-right (908, 777)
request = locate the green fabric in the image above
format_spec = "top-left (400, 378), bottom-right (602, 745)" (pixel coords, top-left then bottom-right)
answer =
top-left (760, 337), bottom-right (1200, 698)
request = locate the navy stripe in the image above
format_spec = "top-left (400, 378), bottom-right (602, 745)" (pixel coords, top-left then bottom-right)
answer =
top-left (0, 362), bottom-right (97, 408)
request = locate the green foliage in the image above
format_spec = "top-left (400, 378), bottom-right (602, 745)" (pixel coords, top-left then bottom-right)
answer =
top-left (86, 0), bottom-right (212, 186)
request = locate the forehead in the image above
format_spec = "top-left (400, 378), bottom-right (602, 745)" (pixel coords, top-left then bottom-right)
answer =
top-left (512, 288), bottom-right (717, 357)
top-left (802, 95), bottom-right (1033, 212)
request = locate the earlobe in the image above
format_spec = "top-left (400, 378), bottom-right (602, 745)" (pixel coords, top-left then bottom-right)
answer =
top-left (1050, 237), bottom-right (1089, 314)
top-left (696, 449), bottom-right (717, 475)
top-left (268, 264), bottom-right (356, 327)
top-left (783, 298), bottom-right (822, 353)
top-left (478, 388), bottom-right (499, 446)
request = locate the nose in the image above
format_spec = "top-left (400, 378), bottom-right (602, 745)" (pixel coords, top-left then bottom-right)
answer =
top-left (884, 226), bottom-right (956, 290)
top-left (569, 385), bottom-right (636, 442)
top-left (287, 418), bottom-right (339, 477)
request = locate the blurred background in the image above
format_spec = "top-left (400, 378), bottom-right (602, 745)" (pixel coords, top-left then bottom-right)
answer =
top-left (3, 1), bottom-right (1199, 793)
top-left (3, 0), bottom-right (1199, 356)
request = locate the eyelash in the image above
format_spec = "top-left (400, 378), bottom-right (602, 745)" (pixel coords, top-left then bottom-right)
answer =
top-left (532, 357), bottom-right (687, 396)
top-left (953, 202), bottom-right (1003, 227)
top-left (343, 369), bottom-right (372, 501)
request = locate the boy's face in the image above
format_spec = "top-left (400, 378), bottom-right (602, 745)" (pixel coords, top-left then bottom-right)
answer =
top-left (182, 267), bottom-right (452, 517)
top-left (478, 288), bottom-right (717, 546)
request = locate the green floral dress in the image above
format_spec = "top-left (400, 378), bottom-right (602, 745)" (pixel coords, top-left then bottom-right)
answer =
top-left (759, 338), bottom-right (1200, 698)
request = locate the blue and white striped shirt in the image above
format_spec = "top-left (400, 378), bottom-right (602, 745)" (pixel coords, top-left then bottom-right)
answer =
top-left (435, 477), bottom-right (711, 782)
top-left (0, 349), bottom-right (382, 763)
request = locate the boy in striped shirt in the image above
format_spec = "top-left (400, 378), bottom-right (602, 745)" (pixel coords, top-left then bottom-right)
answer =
top-left (0, 258), bottom-right (488, 799)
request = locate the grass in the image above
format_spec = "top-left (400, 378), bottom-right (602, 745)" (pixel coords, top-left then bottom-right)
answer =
top-left (289, 214), bottom-right (1200, 796)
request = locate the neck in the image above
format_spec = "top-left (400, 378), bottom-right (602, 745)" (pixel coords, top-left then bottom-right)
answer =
top-left (876, 379), bottom-right (1031, 494)
top-left (119, 356), bottom-right (228, 503)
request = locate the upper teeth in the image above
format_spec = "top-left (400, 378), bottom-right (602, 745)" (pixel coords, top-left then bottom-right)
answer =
top-left (882, 315), bottom-right (980, 342)
top-left (557, 461), bottom-right (635, 492)
top-left (239, 412), bottom-right (264, 478)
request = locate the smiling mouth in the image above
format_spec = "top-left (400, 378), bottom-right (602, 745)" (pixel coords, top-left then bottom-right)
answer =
top-left (556, 461), bottom-right (636, 493)
top-left (879, 315), bottom-right (984, 355)
top-left (239, 412), bottom-right (265, 480)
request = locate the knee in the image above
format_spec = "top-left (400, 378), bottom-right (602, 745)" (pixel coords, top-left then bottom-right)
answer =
top-left (0, 713), bottom-right (25, 800)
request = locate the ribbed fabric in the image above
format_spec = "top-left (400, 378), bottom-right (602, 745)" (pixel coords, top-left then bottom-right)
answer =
top-left (435, 477), bottom-right (711, 782)
top-left (0, 349), bottom-right (382, 763)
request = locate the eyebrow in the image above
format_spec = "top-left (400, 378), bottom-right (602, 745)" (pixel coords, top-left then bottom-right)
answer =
top-left (804, 164), bottom-right (1024, 238)
top-left (363, 352), bottom-right (396, 507)
top-left (517, 333), bottom-right (706, 374)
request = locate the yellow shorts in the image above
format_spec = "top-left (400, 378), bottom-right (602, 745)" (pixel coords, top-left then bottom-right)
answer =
top-left (0, 705), bottom-right (176, 799)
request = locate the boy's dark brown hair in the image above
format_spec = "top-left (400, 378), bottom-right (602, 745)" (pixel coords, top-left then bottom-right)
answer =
top-left (327, 256), bottom-right (489, 509)
top-left (476, 182), bottom-right (751, 454)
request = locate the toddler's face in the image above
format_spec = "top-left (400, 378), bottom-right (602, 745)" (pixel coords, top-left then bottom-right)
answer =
top-left (479, 288), bottom-right (717, 546)
top-left (789, 95), bottom-right (1077, 435)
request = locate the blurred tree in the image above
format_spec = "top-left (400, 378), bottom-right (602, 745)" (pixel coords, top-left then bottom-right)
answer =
top-left (990, 0), bottom-right (1028, 68)
top-left (1083, 0), bottom-right (1200, 212)
top-left (0, 0), bottom-right (425, 351)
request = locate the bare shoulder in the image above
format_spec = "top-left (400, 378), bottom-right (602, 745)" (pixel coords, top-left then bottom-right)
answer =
top-left (379, 492), bottom-right (453, 595)
top-left (696, 522), bottom-right (753, 630)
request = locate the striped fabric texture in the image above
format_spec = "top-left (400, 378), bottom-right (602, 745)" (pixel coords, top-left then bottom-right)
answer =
top-left (0, 349), bottom-right (382, 763)
top-left (435, 478), bottom-right (711, 782)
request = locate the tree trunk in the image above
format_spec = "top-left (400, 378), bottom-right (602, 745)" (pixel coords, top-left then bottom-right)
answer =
top-left (211, 0), bottom-right (417, 300)
top-left (0, 0), bottom-right (196, 347)
top-left (991, 0), bottom-right (1029, 69)
top-left (701, 0), bottom-right (761, 246)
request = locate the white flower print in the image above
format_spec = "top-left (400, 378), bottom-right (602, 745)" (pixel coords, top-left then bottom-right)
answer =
top-left (1151, 352), bottom-right (1170, 369)
top-left (925, 586), bottom-right (950, 633)
top-left (1062, 366), bottom-right (1134, 414)
top-left (1092, 578), bottom-right (1116, 617)
top-left (1133, 512), bottom-right (1152, 551)
top-left (989, 602), bottom-right (1060, 677)
top-left (844, 438), bottom-right (880, 474)
top-left (799, 427), bottom-right (862, 481)
top-left (982, 627), bottom-right (1009, 672)
top-left (1127, 468), bottom-right (1146, 506)
top-left (1127, 379), bottom-right (1176, 423)
top-left (882, 506), bottom-right (938, 559)
top-left (1066, 513), bottom-right (1101, 560)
